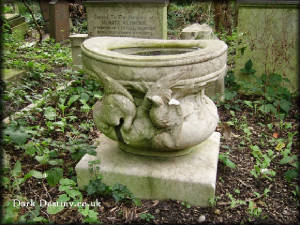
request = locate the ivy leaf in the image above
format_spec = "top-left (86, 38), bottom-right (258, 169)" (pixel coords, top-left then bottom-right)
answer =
top-left (4, 127), bottom-right (30, 146)
top-left (243, 100), bottom-right (253, 108)
top-left (67, 95), bottom-right (80, 106)
top-left (80, 93), bottom-right (89, 104)
top-left (284, 169), bottom-right (298, 182)
top-left (66, 189), bottom-right (82, 200)
top-left (46, 194), bottom-right (69, 215)
top-left (12, 161), bottom-right (22, 177)
top-left (78, 205), bottom-right (90, 217)
top-left (28, 170), bottom-right (46, 179)
top-left (57, 194), bottom-right (70, 202)
top-left (46, 167), bottom-right (64, 187)
top-left (23, 141), bottom-right (37, 156)
top-left (35, 154), bottom-right (49, 165)
top-left (245, 59), bottom-right (253, 71)
top-left (259, 104), bottom-right (276, 114)
top-left (44, 107), bottom-right (57, 121)
top-left (240, 59), bottom-right (256, 75)
top-left (280, 155), bottom-right (297, 165)
top-left (279, 99), bottom-right (291, 113)
top-left (219, 154), bottom-right (236, 169)
top-left (48, 159), bottom-right (64, 166)
top-left (59, 178), bottom-right (76, 187)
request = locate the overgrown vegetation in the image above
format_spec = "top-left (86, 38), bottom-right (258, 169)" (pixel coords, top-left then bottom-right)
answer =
top-left (167, 2), bottom-right (214, 38)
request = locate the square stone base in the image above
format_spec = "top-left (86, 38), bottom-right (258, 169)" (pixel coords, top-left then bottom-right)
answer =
top-left (75, 132), bottom-right (220, 207)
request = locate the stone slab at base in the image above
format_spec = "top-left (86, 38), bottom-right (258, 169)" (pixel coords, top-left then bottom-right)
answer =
top-left (76, 132), bottom-right (220, 206)
top-left (2, 69), bottom-right (26, 82)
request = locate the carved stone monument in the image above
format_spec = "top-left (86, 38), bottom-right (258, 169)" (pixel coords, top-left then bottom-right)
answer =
top-left (76, 37), bottom-right (227, 206)
top-left (83, 0), bottom-right (168, 39)
top-left (49, 0), bottom-right (70, 42)
top-left (3, 0), bottom-right (28, 41)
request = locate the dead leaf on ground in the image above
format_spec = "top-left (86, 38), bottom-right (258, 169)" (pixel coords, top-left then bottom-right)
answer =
top-left (273, 132), bottom-right (279, 138)
top-left (221, 122), bottom-right (232, 140)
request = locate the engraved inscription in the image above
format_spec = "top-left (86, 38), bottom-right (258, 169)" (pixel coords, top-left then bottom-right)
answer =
top-left (91, 14), bottom-right (156, 38)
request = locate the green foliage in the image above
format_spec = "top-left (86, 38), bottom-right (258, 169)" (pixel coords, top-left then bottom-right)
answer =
top-left (86, 175), bottom-right (111, 197)
top-left (226, 193), bottom-right (246, 209)
top-left (239, 60), bottom-right (292, 118)
top-left (85, 161), bottom-right (141, 206)
top-left (3, 124), bottom-right (31, 146)
top-left (139, 212), bottom-right (155, 222)
top-left (250, 145), bottom-right (276, 180)
top-left (111, 183), bottom-right (141, 206)
top-left (248, 201), bottom-right (262, 219)
top-left (208, 196), bottom-right (220, 207)
top-left (278, 132), bottom-right (299, 182)
top-left (46, 167), bottom-right (64, 187)
top-left (1, 200), bottom-right (21, 224)
top-left (240, 59), bottom-right (256, 75)
top-left (219, 152), bottom-right (236, 169)
top-left (44, 106), bottom-right (57, 120)
top-left (181, 201), bottom-right (191, 208)
top-left (218, 30), bottom-right (247, 67)
top-left (223, 60), bottom-right (293, 119)
top-left (78, 205), bottom-right (99, 224)
top-left (46, 194), bottom-right (70, 215)
top-left (167, 2), bottom-right (213, 37)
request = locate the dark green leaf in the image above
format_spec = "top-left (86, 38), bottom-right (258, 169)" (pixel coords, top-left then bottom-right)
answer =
top-left (46, 168), bottom-right (64, 187)
top-left (44, 107), bottom-right (57, 121)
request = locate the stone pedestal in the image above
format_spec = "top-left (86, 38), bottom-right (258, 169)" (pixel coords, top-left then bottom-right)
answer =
top-left (83, 0), bottom-right (168, 39)
top-left (70, 34), bottom-right (89, 70)
top-left (76, 132), bottom-right (220, 206)
top-left (181, 23), bottom-right (225, 101)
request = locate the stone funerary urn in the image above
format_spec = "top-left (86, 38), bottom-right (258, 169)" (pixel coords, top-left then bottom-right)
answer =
top-left (76, 0), bottom-right (228, 207)
top-left (82, 37), bottom-right (227, 156)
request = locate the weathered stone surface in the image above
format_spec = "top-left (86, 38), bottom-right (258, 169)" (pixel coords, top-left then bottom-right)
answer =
top-left (76, 132), bottom-right (220, 206)
top-left (84, 1), bottom-right (168, 39)
top-left (81, 37), bottom-right (227, 153)
top-left (2, 69), bottom-right (26, 82)
top-left (181, 23), bottom-right (224, 100)
top-left (181, 23), bottom-right (217, 40)
top-left (235, 2), bottom-right (299, 92)
top-left (4, 1), bottom-right (28, 41)
top-left (6, 15), bottom-right (25, 27)
top-left (11, 22), bottom-right (28, 41)
top-left (49, 0), bottom-right (70, 42)
top-left (70, 34), bottom-right (89, 69)
top-left (39, 0), bottom-right (51, 32)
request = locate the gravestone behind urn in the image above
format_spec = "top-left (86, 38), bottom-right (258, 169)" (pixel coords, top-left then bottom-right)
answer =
top-left (83, 0), bottom-right (168, 39)
top-left (49, 0), bottom-right (70, 42)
